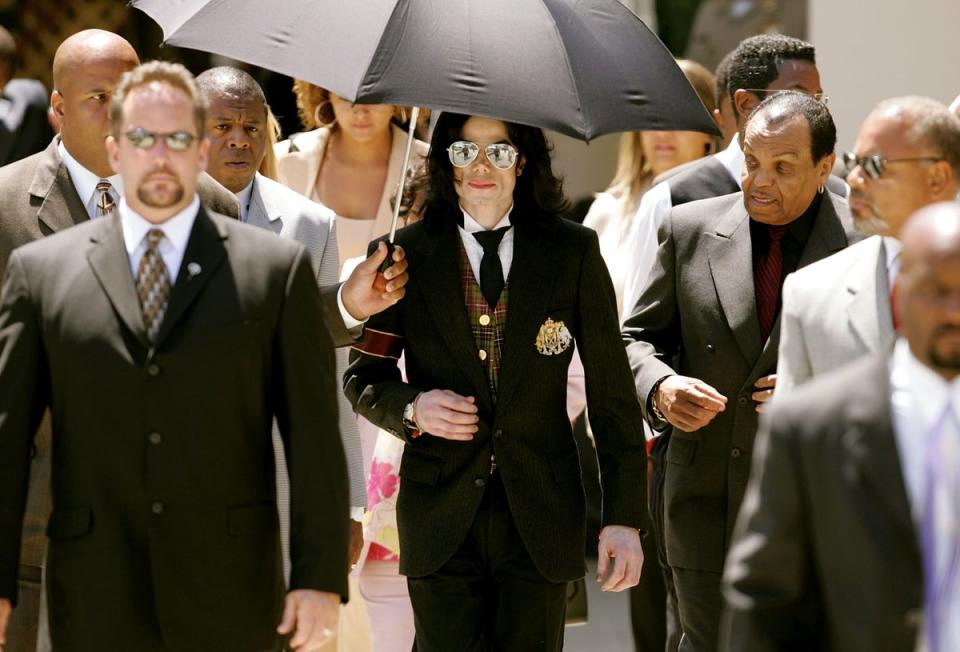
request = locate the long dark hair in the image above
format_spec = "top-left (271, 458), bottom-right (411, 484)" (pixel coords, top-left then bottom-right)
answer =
top-left (422, 113), bottom-right (568, 229)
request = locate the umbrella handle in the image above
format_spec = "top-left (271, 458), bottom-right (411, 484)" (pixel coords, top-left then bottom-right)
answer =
top-left (379, 106), bottom-right (421, 273)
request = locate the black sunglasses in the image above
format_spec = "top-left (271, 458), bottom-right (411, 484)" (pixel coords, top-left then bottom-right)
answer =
top-left (841, 152), bottom-right (944, 180)
top-left (124, 128), bottom-right (197, 151)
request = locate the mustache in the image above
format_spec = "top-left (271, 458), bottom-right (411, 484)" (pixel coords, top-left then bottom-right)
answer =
top-left (931, 325), bottom-right (960, 339)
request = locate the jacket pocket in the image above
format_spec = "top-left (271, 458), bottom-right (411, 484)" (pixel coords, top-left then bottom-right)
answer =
top-left (46, 506), bottom-right (93, 539)
top-left (227, 503), bottom-right (279, 537)
top-left (666, 437), bottom-right (697, 467)
top-left (398, 453), bottom-right (442, 487)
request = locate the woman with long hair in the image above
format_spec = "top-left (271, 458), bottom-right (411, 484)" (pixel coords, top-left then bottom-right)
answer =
top-left (584, 59), bottom-right (718, 313)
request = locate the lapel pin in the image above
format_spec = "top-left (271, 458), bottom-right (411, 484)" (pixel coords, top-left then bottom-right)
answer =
top-left (186, 262), bottom-right (202, 279)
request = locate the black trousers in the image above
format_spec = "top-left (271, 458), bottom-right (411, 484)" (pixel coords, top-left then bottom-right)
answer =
top-left (648, 433), bottom-right (681, 652)
top-left (407, 473), bottom-right (567, 652)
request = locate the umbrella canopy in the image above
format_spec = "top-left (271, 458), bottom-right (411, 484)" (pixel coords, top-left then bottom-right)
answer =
top-left (133, 0), bottom-right (719, 141)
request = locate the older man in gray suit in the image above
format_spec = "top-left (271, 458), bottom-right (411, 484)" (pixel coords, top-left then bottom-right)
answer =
top-left (622, 92), bottom-right (860, 651)
top-left (776, 97), bottom-right (960, 393)
top-left (0, 30), bottom-right (240, 652)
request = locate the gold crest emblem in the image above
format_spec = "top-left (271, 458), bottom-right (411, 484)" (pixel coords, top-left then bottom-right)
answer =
top-left (535, 318), bottom-right (572, 355)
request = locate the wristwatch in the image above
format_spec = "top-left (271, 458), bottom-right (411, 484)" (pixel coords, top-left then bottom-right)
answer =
top-left (402, 394), bottom-right (422, 438)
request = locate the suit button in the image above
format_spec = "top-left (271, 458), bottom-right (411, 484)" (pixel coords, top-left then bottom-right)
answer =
top-left (479, 314), bottom-right (491, 326)
top-left (478, 349), bottom-right (488, 361)
top-left (730, 447), bottom-right (742, 459)
top-left (706, 344), bottom-right (715, 353)
top-left (494, 429), bottom-right (503, 438)
top-left (738, 396), bottom-right (748, 406)
top-left (147, 364), bottom-right (161, 376)
top-left (148, 432), bottom-right (162, 445)
top-left (474, 478), bottom-right (486, 488)
top-left (151, 501), bottom-right (164, 514)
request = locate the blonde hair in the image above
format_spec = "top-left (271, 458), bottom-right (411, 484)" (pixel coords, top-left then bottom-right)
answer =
top-left (258, 106), bottom-right (282, 181)
top-left (605, 59), bottom-right (717, 213)
top-left (110, 61), bottom-right (207, 138)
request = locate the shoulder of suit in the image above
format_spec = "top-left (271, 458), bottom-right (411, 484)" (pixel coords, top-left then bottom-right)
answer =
top-left (0, 146), bottom-right (44, 182)
top-left (768, 354), bottom-right (887, 435)
top-left (669, 191), bottom-right (742, 225)
top-left (787, 235), bottom-right (881, 288)
top-left (256, 174), bottom-right (335, 224)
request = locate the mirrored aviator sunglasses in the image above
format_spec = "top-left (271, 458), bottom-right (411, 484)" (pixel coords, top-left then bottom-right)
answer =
top-left (447, 140), bottom-right (518, 169)
top-left (841, 152), bottom-right (946, 180)
top-left (125, 128), bottom-right (196, 151)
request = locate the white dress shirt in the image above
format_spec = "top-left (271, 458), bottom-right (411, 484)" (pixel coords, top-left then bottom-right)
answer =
top-left (236, 179), bottom-right (255, 223)
top-left (457, 206), bottom-right (514, 285)
top-left (890, 339), bottom-right (960, 651)
top-left (884, 236), bottom-right (902, 291)
top-left (119, 196), bottom-right (199, 284)
top-left (58, 141), bottom-right (122, 219)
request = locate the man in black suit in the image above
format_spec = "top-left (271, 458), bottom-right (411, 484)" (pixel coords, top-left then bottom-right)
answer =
top-left (722, 201), bottom-right (960, 652)
top-left (0, 60), bottom-right (349, 651)
top-left (345, 113), bottom-right (648, 651)
top-left (0, 26), bottom-right (53, 167)
top-left (0, 30), bottom-right (242, 652)
top-left (622, 92), bottom-right (861, 651)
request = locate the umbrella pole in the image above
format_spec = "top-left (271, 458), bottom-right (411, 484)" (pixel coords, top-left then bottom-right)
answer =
top-left (387, 106), bottom-right (421, 244)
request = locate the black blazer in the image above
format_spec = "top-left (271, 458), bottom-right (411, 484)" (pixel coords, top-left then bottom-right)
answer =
top-left (0, 208), bottom-right (349, 651)
top-left (722, 355), bottom-right (922, 652)
top-left (345, 214), bottom-right (648, 583)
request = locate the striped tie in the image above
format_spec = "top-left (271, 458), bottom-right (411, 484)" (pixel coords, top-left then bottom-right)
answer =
top-left (96, 180), bottom-right (116, 216)
top-left (754, 224), bottom-right (789, 342)
top-left (136, 229), bottom-right (170, 342)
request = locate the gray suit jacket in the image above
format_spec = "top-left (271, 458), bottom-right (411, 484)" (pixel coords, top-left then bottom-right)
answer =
top-left (777, 235), bottom-right (895, 394)
top-left (247, 173), bottom-right (367, 509)
top-left (0, 138), bottom-right (239, 651)
top-left (622, 191), bottom-right (859, 573)
top-left (721, 355), bottom-right (922, 652)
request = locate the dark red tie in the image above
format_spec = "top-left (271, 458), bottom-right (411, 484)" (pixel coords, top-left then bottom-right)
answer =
top-left (755, 225), bottom-right (789, 342)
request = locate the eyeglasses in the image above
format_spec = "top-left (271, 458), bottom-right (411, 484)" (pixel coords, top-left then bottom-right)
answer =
top-left (447, 140), bottom-right (518, 169)
top-left (740, 89), bottom-right (830, 105)
top-left (124, 128), bottom-right (197, 151)
top-left (841, 152), bottom-right (945, 180)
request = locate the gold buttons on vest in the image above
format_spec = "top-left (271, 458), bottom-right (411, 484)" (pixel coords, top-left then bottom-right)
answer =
top-left (479, 314), bottom-right (491, 326)
top-left (478, 349), bottom-right (488, 361)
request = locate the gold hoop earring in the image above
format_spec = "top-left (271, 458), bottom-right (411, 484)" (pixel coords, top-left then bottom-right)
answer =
top-left (314, 101), bottom-right (336, 129)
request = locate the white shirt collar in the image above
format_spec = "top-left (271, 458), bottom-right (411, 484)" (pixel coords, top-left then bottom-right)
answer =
top-left (459, 205), bottom-right (513, 233)
top-left (714, 133), bottom-right (743, 189)
top-left (236, 177), bottom-right (255, 223)
top-left (119, 195), bottom-right (199, 262)
top-left (58, 140), bottom-right (123, 211)
top-left (891, 338), bottom-right (960, 433)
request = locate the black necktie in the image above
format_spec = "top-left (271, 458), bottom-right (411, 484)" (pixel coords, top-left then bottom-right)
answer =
top-left (473, 227), bottom-right (510, 309)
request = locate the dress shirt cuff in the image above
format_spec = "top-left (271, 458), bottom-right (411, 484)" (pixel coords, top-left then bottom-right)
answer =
top-left (337, 283), bottom-right (367, 331)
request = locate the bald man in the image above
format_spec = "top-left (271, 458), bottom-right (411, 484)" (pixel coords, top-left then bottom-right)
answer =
top-left (0, 30), bottom-right (237, 651)
top-left (722, 201), bottom-right (960, 652)
top-left (777, 97), bottom-right (960, 393)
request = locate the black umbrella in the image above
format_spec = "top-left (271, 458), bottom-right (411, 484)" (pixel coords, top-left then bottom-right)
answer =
top-left (134, 0), bottom-right (719, 242)
top-left (133, 0), bottom-right (718, 141)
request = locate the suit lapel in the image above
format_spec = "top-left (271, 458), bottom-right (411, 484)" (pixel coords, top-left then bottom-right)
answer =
top-left (495, 223), bottom-right (557, 415)
top-left (153, 208), bottom-right (228, 346)
top-left (752, 193), bottom-right (854, 376)
top-left (707, 201), bottom-right (762, 365)
top-left (247, 176), bottom-right (283, 235)
top-left (413, 221), bottom-right (492, 411)
top-left (847, 237), bottom-right (894, 354)
top-left (842, 359), bottom-right (919, 556)
top-left (29, 140), bottom-right (89, 234)
top-left (87, 214), bottom-right (150, 348)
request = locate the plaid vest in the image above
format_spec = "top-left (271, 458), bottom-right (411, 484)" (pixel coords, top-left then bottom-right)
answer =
top-left (459, 241), bottom-right (509, 401)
